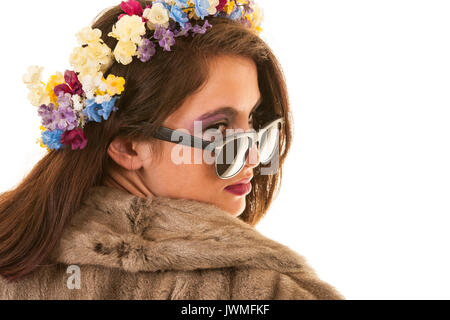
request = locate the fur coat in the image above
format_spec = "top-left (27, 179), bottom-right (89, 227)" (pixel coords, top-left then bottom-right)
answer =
top-left (0, 186), bottom-right (345, 300)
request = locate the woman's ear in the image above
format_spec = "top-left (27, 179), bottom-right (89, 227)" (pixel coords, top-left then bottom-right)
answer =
top-left (107, 137), bottom-right (148, 171)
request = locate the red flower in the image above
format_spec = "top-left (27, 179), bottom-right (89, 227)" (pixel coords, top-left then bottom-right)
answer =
top-left (54, 70), bottom-right (84, 97)
top-left (118, 0), bottom-right (150, 22)
top-left (217, 0), bottom-right (228, 12)
top-left (61, 129), bottom-right (88, 150)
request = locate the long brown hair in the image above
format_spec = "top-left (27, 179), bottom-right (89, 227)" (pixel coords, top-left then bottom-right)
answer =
top-left (0, 1), bottom-right (292, 282)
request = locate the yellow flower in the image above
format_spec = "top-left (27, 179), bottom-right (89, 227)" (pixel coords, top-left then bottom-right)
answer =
top-left (103, 74), bottom-right (126, 96)
top-left (45, 72), bottom-right (65, 104)
top-left (36, 135), bottom-right (51, 152)
top-left (95, 89), bottom-right (106, 96)
top-left (70, 47), bottom-right (88, 72)
top-left (76, 27), bottom-right (102, 45)
top-left (108, 15), bottom-right (146, 44)
top-left (85, 42), bottom-right (113, 68)
top-left (112, 40), bottom-right (137, 65)
top-left (224, 1), bottom-right (235, 15)
top-left (185, 0), bottom-right (199, 19)
top-left (70, 41), bottom-right (112, 78)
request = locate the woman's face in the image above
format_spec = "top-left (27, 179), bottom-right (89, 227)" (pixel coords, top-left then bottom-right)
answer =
top-left (107, 55), bottom-right (262, 216)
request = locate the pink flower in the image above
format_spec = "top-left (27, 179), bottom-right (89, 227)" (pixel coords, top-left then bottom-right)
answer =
top-left (118, 0), bottom-right (150, 22)
top-left (54, 70), bottom-right (84, 97)
top-left (217, 0), bottom-right (228, 11)
top-left (61, 128), bottom-right (88, 150)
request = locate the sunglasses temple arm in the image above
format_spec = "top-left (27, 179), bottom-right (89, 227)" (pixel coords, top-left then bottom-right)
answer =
top-left (155, 127), bottom-right (213, 150)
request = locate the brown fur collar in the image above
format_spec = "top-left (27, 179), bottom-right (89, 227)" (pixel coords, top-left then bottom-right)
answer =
top-left (49, 186), bottom-right (311, 274)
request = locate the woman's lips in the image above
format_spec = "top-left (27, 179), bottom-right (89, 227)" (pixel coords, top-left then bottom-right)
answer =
top-left (224, 177), bottom-right (253, 196)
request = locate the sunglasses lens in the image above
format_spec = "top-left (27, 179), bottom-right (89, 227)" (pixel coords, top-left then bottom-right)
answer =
top-left (259, 125), bottom-right (280, 164)
top-left (216, 137), bottom-right (250, 179)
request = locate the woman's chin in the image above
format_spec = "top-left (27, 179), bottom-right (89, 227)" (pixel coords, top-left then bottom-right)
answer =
top-left (217, 193), bottom-right (247, 217)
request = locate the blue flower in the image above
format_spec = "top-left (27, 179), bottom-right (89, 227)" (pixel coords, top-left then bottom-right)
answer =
top-left (174, 0), bottom-right (189, 8)
top-left (83, 99), bottom-right (103, 123)
top-left (154, 0), bottom-right (171, 10)
top-left (98, 97), bottom-right (118, 121)
top-left (42, 129), bottom-right (64, 150)
top-left (169, 5), bottom-right (189, 29)
top-left (194, 0), bottom-right (210, 20)
top-left (83, 97), bottom-right (119, 123)
top-left (229, 6), bottom-right (244, 20)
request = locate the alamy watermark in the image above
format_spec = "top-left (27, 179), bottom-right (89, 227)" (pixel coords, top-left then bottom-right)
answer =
top-left (167, 121), bottom-right (281, 176)
top-left (66, 265), bottom-right (81, 290)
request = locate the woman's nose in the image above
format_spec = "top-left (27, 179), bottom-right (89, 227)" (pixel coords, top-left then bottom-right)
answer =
top-left (245, 142), bottom-right (260, 168)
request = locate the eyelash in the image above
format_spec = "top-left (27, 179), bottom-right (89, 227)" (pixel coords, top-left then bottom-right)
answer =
top-left (204, 114), bottom-right (255, 132)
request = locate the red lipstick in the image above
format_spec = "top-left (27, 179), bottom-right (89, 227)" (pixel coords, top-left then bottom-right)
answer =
top-left (224, 176), bottom-right (253, 196)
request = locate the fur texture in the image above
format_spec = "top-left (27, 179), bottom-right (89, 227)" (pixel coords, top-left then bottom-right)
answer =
top-left (0, 186), bottom-right (345, 300)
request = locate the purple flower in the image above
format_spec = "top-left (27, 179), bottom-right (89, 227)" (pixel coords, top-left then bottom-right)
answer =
top-left (56, 92), bottom-right (73, 109)
top-left (38, 104), bottom-right (56, 128)
top-left (174, 22), bottom-right (193, 37)
top-left (154, 27), bottom-right (175, 51)
top-left (54, 106), bottom-right (78, 131)
top-left (242, 0), bottom-right (255, 15)
top-left (40, 102), bottom-right (77, 131)
top-left (153, 26), bottom-right (165, 40)
top-left (192, 19), bottom-right (212, 35)
top-left (137, 38), bottom-right (157, 62)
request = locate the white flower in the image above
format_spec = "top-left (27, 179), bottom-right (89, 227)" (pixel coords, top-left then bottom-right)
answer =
top-left (79, 73), bottom-right (106, 100)
top-left (95, 94), bottom-right (112, 104)
top-left (76, 27), bottom-right (102, 45)
top-left (78, 112), bottom-right (88, 128)
top-left (71, 95), bottom-right (85, 112)
top-left (108, 15), bottom-right (146, 44)
top-left (208, 0), bottom-right (220, 15)
top-left (143, 3), bottom-right (170, 30)
top-left (23, 66), bottom-right (44, 88)
top-left (27, 84), bottom-right (50, 107)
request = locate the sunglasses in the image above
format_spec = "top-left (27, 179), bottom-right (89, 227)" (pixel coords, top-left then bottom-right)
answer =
top-left (153, 117), bottom-right (285, 179)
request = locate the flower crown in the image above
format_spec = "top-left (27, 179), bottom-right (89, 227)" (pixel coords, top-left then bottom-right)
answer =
top-left (23, 0), bottom-right (264, 152)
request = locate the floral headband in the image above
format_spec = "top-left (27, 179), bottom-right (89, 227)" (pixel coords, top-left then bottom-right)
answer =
top-left (23, 0), bottom-right (264, 152)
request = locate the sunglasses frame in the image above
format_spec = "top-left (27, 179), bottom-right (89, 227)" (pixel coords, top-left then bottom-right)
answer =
top-left (153, 117), bottom-right (285, 180)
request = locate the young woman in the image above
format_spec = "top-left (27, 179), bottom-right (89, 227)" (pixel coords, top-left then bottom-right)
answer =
top-left (0, 0), bottom-right (344, 299)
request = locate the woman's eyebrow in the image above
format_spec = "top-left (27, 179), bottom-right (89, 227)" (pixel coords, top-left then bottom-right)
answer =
top-left (194, 95), bottom-right (263, 123)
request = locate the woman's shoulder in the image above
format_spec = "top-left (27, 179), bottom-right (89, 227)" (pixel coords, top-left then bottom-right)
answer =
top-left (0, 262), bottom-right (344, 300)
top-left (0, 186), bottom-right (344, 300)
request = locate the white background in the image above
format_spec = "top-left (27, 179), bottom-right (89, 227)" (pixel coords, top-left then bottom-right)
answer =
top-left (1, 0), bottom-right (449, 299)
